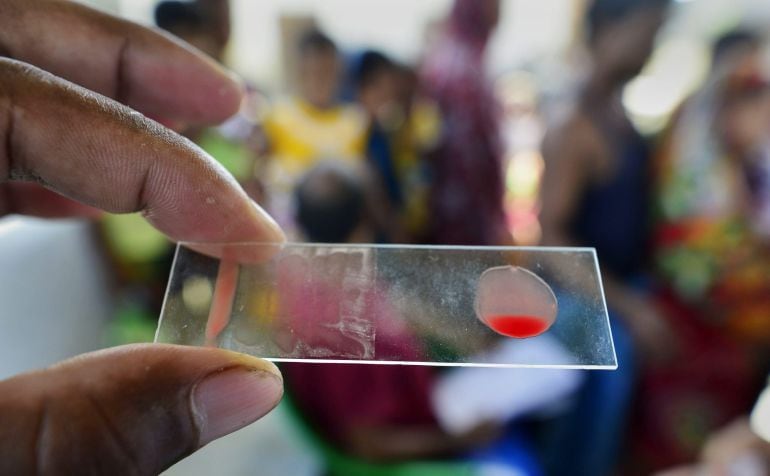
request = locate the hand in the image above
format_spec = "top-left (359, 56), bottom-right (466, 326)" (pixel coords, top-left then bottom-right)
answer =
top-left (701, 417), bottom-right (770, 472)
top-left (653, 418), bottom-right (770, 476)
top-left (0, 345), bottom-right (283, 475)
top-left (0, 0), bottom-right (285, 474)
top-left (621, 292), bottom-right (679, 366)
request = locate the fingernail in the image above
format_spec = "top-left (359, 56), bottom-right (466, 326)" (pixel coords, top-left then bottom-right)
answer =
top-left (250, 201), bottom-right (286, 243)
top-left (193, 366), bottom-right (283, 446)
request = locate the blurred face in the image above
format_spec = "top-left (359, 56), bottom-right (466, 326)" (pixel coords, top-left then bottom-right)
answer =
top-left (395, 67), bottom-right (417, 107)
top-left (593, 6), bottom-right (666, 83)
top-left (720, 46), bottom-right (764, 79)
top-left (719, 90), bottom-right (770, 156)
top-left (298, 49), bottom-right (340, 109)
top-left (359, 69), bottom-right (398, 118)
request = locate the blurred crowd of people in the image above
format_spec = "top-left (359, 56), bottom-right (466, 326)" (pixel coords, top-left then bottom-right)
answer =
top-left (100, 0), bottom-right (770, 474)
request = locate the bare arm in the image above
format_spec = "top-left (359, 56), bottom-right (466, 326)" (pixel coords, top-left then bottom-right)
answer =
top-left (540, 115), bottom-right (674, 359)
top-left (540, 115), bottom-right (638, 309)
top-left (539, 116), bottom-right (593, 249)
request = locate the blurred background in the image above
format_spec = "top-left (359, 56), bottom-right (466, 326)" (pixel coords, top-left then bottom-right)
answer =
top-left (2, 0), bottom-right (770, 474)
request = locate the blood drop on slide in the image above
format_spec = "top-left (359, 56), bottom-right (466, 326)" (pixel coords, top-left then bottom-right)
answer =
top-left (475, 266), bottom-right (558, 338)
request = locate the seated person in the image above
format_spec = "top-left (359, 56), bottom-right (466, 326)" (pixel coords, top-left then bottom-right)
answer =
top-left (351, 51), bottom-right (439, 243)
top-left (262, 31), bottom-right (367, 238)
top-left (655, 29), bottom-right (770, 345)
top-left (630, 29), bottom-right (770, 473)
top-left (353, 50), bottom-right (401, 208)
top-left (281, 163), bottom-right (541, 474)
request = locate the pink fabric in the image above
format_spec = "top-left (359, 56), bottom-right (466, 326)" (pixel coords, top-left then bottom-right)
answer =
top-left (420, 0), bottom-right (505, 245)
top-left (283, 362), bottom-right (438, 447)
top-left (279, 255), bottom-right (438, 446)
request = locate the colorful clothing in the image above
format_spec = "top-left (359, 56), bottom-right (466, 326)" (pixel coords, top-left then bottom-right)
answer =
top-left (196, 127), bottom-right (255, 182)
top-left (278, 255), bottom-right (439, 449)
top-left (263, 98), bottom-right (366, 177)
top-left (628, 288), bottom-right (756, 473)
top-left (262, 98), bottom-right (367, 237)
top-left (367, 122), bottom-right (402, 207)
top-left (628, 76), bottom-right (770, 472)
top-left (366, 100), bottom-right (440, 241)
top-left (391, 100), bottom-right (441, 239)
top-left (654, 83), bottom-right (770, 345)
top-left (279, 246), bottom-right (540, 474)
top-left (420, 0), bottom-right (505, 245)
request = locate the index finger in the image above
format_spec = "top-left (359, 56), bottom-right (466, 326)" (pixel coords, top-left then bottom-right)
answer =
top-left (0, 0), bottom-right (241, 125)
top-left (0, 59), bottom-right (284, 245)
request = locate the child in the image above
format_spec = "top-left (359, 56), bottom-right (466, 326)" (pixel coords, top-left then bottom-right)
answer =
top-left (281, 163), bottom-right (542, 474)
top-left (263, 32), bottom-right (367, 238)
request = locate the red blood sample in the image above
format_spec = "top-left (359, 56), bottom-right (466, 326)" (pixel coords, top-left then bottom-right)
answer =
top-left (475, 265), bottom-right (558, 339)
top-left (486, 315), bottom-right (551, 338)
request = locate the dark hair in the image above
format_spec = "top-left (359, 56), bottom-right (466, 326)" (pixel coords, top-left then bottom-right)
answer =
top-left (353, 50), bottom-right (394, 90)
top-left (294, 163), bottom-right (365, 243)
top-left (586, 0), bottom-right (669, 44)
top-left (154, 1), bottom-right (204, 31)
top-left (298, 30), bottom-right (338, 56)
top-left (712, 29), bottom-right (761, 67)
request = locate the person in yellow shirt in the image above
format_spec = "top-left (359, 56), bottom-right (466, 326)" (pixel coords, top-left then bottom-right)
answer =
top-left (262, 30), bottom-right (367, 237)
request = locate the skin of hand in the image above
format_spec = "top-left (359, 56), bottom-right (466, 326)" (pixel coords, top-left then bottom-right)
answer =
top-left (701, 417), bottom-right (770, 471)
top-left (0, 0), bottom-right (286, 474)
top-left (653, 418), bottom-right (770, 476)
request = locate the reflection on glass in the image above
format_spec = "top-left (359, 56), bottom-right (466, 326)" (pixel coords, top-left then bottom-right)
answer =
top-left (157, 243), bottom-right (616, 369)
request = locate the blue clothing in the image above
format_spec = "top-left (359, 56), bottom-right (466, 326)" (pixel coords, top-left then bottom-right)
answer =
top-left (540, 313), bottom-right (636, 476)
top-left (367, 123), bottom-right (403, 207)
top-left (468, 426), bottom-right (543, 476)
top-left (571, 125), bottom-right (650, 278)
top-left (552, 120), bottom-right (648, 474)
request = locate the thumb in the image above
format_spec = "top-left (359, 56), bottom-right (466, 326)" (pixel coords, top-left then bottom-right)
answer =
top-left (0, 344), bottom-right (283, 475)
